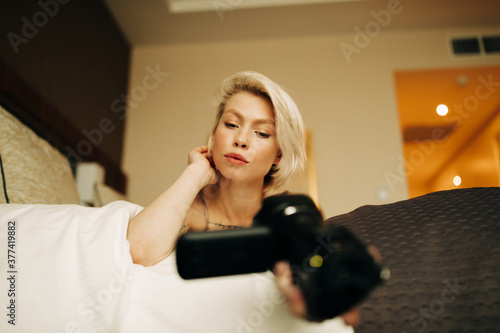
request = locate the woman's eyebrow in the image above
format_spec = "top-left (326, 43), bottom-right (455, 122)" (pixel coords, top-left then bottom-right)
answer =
top-left (225, 109), bottom-right (275, 126)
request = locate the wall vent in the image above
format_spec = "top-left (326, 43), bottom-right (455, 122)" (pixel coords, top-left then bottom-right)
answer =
top-left (449, 34), bottom-right (500, 57)
top-left (483, 36), bottom-right (500, 53)
top-left (451, 38), bottom-right (480, 55)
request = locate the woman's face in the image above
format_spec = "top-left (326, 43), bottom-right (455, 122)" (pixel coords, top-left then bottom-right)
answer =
top-left (212, 91), bottom-right (281, 185)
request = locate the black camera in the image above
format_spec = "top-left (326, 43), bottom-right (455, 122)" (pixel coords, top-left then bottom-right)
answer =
top-left (176, 194), bottom-right (384, 322)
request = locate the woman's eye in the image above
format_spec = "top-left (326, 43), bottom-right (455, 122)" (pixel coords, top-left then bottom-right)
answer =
top-left (225, 122), bottom-right (237, 128)
top-left (256, 132), bottom-right (271, 138)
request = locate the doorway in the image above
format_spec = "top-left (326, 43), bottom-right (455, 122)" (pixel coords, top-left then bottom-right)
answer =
top-left (394, 65), bottom-right (500, 197)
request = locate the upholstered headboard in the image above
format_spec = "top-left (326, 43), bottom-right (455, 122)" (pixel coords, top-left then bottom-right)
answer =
top-left (0, 60), bottom-right (127, 195)
top-left (0, 101), bottom-right (80, 204)
top-left (0, 56), bottom-right (129, 205)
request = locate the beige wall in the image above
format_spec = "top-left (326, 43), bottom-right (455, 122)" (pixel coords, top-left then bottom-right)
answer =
top-left (122, 24), bottom-right (500, 218)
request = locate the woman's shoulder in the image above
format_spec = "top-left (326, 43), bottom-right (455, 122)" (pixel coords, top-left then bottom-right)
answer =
top-left (265, 190), bottom-right (292, 198)
top-left (183, 193), bottom-right (207, 232)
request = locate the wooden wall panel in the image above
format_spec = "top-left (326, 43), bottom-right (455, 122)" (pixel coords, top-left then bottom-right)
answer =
top-left (0, 0), bottom-right (130, 193)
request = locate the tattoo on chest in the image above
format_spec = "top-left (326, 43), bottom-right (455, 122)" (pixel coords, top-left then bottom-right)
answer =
top-left (208, 221), bottom-right (244, 231)
top-left (179, 223), bottom-right (189, 233)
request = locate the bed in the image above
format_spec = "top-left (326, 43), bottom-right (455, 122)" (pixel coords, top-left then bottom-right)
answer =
top-left (0, 76), bottom-right (352, 332)
top-left (1, 65), bottom-right (498, 333)
top-left (325, 187), bottom-right (500, 332)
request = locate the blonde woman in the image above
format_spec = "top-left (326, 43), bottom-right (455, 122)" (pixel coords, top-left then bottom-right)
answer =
top-left (128, 71), bottom-right (306, 263)
top-left (126, 71), bottom-right (359, 328)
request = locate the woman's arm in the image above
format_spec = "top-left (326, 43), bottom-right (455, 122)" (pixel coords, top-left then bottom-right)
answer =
top-left (127, 146), bottom-right (218, 266)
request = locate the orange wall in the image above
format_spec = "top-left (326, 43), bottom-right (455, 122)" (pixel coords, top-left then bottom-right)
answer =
top-left (430, 110), bottom-right (500, 193)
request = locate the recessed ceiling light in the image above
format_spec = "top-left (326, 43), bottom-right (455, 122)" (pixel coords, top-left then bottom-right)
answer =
top-left (455, 75), bottom-right (469, 88)
top-left (168, 0), bottom-right (372, 13)
top-left (436, 104), bottom-right (448, 116)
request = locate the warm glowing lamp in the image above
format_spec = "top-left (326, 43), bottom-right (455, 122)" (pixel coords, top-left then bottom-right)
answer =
top-left (436, 104), bottom-right (448, 116)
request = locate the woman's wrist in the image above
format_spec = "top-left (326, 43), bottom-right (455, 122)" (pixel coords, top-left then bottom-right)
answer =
top-left (185, 162), bottom-right (213, 190)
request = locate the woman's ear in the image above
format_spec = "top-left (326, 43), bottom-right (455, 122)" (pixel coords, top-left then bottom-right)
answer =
top-left (208, 135), bottom-right (215, 155)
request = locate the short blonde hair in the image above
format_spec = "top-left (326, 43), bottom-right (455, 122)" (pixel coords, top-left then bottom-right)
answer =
top-left (210, 71), bottom-right (306, 195)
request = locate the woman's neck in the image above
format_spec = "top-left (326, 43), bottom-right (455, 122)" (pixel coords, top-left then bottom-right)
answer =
top-left (204, 178), bottom-right (264, 227)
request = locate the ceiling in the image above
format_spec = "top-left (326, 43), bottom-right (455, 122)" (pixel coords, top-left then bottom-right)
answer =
top-left (103, 0), bottom-right (500, 46)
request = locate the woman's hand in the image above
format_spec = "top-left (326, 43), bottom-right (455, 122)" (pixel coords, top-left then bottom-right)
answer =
top-left (273, 261), bottom-right (361, 327)
top-left (273, 245), bottom-right (382, 326)
top-left (188, 146), bottom-right (218, 187)
top-left (128, 146), bottom-right (220, 266)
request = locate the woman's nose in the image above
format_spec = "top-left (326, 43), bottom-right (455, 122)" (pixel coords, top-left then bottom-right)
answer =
top-left (234, 132), bottom-right (248, 149)
top-left (234, 140), bottom-right (248, 149)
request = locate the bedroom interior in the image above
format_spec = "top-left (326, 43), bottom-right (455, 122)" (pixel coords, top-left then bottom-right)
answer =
top-left (105, 0), bottom-right (500, 217)
top-left (1, 0), bottom-right (499, 210)
top-left (0, 0), bottom-right (499, 332)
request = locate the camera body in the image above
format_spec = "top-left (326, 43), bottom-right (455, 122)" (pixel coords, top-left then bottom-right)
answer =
top-left (176, 195), bottom-right (383, 321)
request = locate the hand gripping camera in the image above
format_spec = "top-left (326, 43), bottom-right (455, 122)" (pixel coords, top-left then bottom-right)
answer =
top-left (176, 195), bottom-right (384, 321)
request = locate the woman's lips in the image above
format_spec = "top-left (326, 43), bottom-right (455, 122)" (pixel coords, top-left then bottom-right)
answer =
top-left (225, 153), bottom-right (248, 165)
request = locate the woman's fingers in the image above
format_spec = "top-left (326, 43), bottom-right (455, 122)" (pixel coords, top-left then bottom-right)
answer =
top-left (188, 146), bottom-right (209, 164)
top-left (274, 261), bottom-right (306, 318)
top-left (367, 245), bottom-right (382, 264)
top-left (273, 261), bottom-right (362, 327)
top-left (185, 146), bottom-right (218, 185)
top-left (341, 308), bottom-right (361, 327)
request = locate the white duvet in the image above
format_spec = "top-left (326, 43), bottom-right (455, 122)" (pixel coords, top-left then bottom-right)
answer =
top-left (0, 201), bottom-right (353, 333)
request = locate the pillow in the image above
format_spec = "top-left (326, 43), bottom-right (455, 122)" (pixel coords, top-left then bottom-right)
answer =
top-left (0, 105), bottom-right (80, 204)
top-left (94, 182), bottom-right (129, 207)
